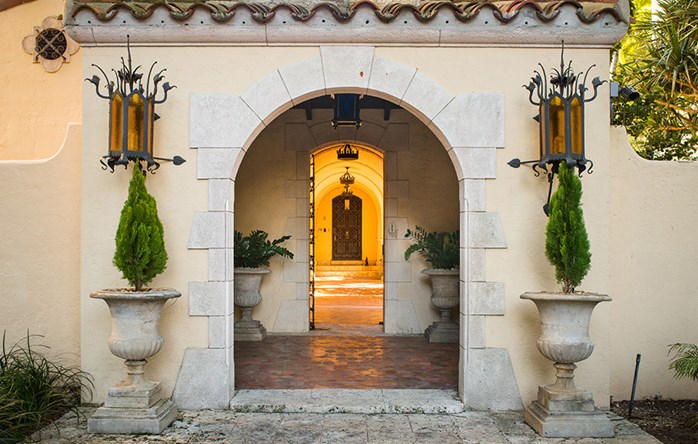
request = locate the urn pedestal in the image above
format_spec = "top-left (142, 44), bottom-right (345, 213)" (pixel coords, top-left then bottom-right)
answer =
top-left (422, 269), bottom-right (460, 343)
top-left (88, 289), bottom-right (180, 434)
top-left (520, 292), bottom-right (613, 438)
top-left (234, 268), bottom-right (271, 341)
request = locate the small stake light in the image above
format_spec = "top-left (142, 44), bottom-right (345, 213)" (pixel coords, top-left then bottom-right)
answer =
top-left (86, 36), bottom-right (184, 173)
top-left (509, 42), bottom-right (606, 215)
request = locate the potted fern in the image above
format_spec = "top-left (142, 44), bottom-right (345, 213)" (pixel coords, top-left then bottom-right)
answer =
top-left (88, 163), bottom-right (179, 434)
top-left (404, 226), bottom-right (460, 343)
top-left (234, 230), bottom-right (293, 341)
top-left (520, 162), bottom-right (612, 438)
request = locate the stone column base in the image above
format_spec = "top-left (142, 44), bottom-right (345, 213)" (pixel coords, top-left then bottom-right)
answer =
top-left (424, 321), bottom-right (459, 343)
top-left (88, 381), bottom-right (177, 434)
top-left (523, 400), bottom-right (614, 438)
top-left (88, 398), bottom-right (177, 434)
top-left (234, 318), bottom-right (267, 341)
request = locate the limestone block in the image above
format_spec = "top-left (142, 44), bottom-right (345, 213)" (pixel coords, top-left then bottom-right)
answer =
top-left (285, 180), bottom-right (308, 199)
top-left (189, 281), bottom-right (229, 316)
top-left (295, 152), bottom-right (309, 179)
top-left (241, 69), bottom-right (293, 124)
top-left (189, 211), bottom-right (226, 249)
top-left (384, 151), bottom-right (398, 180)
top-left (295, 198), bottom-right (309, 217)
top-left (383, 239), bottom-right (400, 263)
top-left (296, 281), bottom-right (310, 301)
top-left (385, 198), bottom-right (398, 218)
top-left (384, 261), bottom-right (411, 283)
top-left (279, 56), bottom-right (326, 105)
top-left (285, 123), bottom-right (317, 152)
top-left (469, 248), bottom-right (486, 282)
top-left (462, 179), bottom-right (486, 212)
top-left (209, 248), bottom-right (233, 282)
top-left (469, 212), bottom-right (507, 249)
top-left (450, 147), bottom-right (497, 180)
top-left (401, 71), bottom-right (454, 122)
top-left (208, 179), bottom-right (234, 211)
top-left (208, 315), bottom-right (228, 348)
top-left (384, 282), bottom-right (398, 301)
top-left (294, 239), bottom-right (310, 264)
top-left (309, 120), bottom-right (340, 146)
top-left (284, 262), bottom-right (308, 283)
top-left (190, 94), bottom-right (261, 149)
top-left (172, 348), bottom-right (232, 409)
top-left (87, 399), bottom-right (177, 434)
top-left (468, 315), bottom-right (485, 349)
top-left (380, 124), bottom-right (410, 153)
top-left (431, 93), bottom-right (504, 148)
top-left (368, 57), bottom-right (417, 102)
top-left (353, 121), bottom-right (385, 147)
top-left (197, 148), bottom-right (239, 180)
top-left (385, 180), bottom-right (409, 199)
top-left (272, 299), bottom-right (309, 333)
top-left (469, 282), bottom-right (505, 316)
top-left (465, 348), bottom-right (523, 410)
top-left (284, 216), bottom-right (310, 241)
top-left (321, 46), bottom-right (374, 93)
top-left (383, 299), bottom-right (422, 334)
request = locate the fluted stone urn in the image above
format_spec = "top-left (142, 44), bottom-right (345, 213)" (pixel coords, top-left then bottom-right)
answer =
top-left (423, 268), bottom-right (460, 343)
top-left (520, 292), bottom-right (613, 438)
top-left (234, 267), bottom-right (271, 341)
top-left (88, 289), bottom-right (180, 434)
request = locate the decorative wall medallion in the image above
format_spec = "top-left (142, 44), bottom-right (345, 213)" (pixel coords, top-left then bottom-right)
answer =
top-left (22, 17), bottom-right (79, 73)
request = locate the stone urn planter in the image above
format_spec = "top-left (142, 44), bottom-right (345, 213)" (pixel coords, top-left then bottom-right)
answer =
top-left (234, 267), bottom-right (271, 341)
top-left (422, 268), bottom-right (460, 343)
top-left (88, 288), bottom-right (180, 434)
top-left (520, 291), bottom-right (612, 438)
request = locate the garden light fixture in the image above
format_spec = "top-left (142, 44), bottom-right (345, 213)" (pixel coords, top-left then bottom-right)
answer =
top-left (508, 42), bottom-right (606, 215)
top-left (86, 37), bottom-right (184, 173)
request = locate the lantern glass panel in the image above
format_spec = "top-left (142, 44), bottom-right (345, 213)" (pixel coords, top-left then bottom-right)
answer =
top-left (109, 93), bottom-right (124, 155)
top-left (549, 95), bottom-right (566, 155)
top-left (570, 96), bottom-right (583, 155)
top-left (147, 99), bottom-right (155, 158)
top-left (539, 103), bottom-right (548, 159)
top-left (127, 93), bottom-right (145, 154)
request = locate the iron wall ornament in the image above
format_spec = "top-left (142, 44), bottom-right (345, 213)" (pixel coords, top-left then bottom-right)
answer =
top-left (22, 17), bottom-right (79, 73)
top-left (336, 143), bottom-right (359, 160)
top-left (509, 42), bottom-right (606, 215)
top-left (86, 37), bottom-right (184, 173)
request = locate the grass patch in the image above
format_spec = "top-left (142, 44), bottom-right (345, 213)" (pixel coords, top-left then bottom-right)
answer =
top-left (0, 332), bottom-right (93, 442)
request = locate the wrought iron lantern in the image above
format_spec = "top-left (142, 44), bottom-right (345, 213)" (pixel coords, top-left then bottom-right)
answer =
top-left (508, 43), bottom-right (606, 215)
top-left (86, 38), bottom-right (184, 173)
top-left (331, 94), bottom-right (362, 129)
top-left (339, 167), bottom-right (355, 210)
top-left (336, 143), bottom-right (359, 160)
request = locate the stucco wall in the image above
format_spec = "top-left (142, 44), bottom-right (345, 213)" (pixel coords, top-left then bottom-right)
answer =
top-left (610, 126), bottom-right (698, 401)
top-left (0, 124), bottom-right (81, 366)
top-left (0, 0), bottom-right (82, 160)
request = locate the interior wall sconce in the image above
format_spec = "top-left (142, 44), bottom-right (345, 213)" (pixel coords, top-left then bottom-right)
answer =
top-left (86, 37), bottom-right (185, 173)
top-left (508, 42), bottom-right (606, 215)
top-left (336, 143), bottom-right (359, 160)
top-left (331, 94), bottom-right (362, 129)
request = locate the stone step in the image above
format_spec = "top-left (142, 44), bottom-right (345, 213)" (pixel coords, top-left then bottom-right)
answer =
top-left (230, 389), bottom-right (464, 414)
top-left (315, 265), bottom-right (384, 279)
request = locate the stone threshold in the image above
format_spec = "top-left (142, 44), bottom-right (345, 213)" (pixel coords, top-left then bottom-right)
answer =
top-left (230, 389), bottom-right (464, 414)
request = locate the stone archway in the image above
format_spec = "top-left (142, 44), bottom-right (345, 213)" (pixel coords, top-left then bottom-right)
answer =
top-left (173, 46), bottom-right (521, 411)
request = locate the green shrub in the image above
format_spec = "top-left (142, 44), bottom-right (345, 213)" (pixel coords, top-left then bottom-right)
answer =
top-left (545, 162), bottom-right (591, 293)
top-left (669, 343), bottom-right (698, 381)
top-left (234, 230), bottom-right (294, 268)
top-left (0, 332), bottom-right (93, 442)
top-left (404, 226), bottom-right (460, 270)
top-left (113, 163), bottom-right (168, 291)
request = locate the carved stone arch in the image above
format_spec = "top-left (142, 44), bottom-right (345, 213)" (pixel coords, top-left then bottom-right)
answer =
top-left (178, 47), bottom-right (520, 412)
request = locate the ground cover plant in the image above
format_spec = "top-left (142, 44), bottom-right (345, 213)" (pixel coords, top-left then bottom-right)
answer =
top-left (0, 332), bottom-right (93, 442)
top-left (403, 226), bottom-right (460, 270)
top-left (233, 230), bottom-right (294, 268)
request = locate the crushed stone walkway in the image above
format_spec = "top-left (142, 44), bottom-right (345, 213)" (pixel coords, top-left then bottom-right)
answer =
top-left (39, 407), bottom-right (659, 443)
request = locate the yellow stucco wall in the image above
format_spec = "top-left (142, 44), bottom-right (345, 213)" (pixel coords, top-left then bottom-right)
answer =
top-left (0, 0), bottom-right (82, 160)
top-left (0, 124), bottom-right (82, 365)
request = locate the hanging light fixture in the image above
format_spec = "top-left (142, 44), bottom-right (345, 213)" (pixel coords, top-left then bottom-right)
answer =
top-left (339, 167), bottom-right (355, 210)
top-left (508, 42), bottom-right (606, 215)
top-left (336, 143), bottom-right (359, 160)
top-left (86, 36), bottom-right (185, 173)
top-left (331, 94), bottom-right (362, 129)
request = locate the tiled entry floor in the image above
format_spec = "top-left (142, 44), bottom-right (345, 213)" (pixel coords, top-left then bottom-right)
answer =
top-left (235, 275), bottom-right (459, 389)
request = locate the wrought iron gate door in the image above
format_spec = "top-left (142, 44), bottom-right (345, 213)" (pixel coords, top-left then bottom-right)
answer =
top-left (309, 154), bottom-right (315, 330)
top-left (332, 195), bottom-right (362, 260)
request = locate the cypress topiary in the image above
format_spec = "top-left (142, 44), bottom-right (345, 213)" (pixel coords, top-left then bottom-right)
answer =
top-left (113, 162), bottom-right (168, 291)
top-left (545, 161), bottom-right (591, 293)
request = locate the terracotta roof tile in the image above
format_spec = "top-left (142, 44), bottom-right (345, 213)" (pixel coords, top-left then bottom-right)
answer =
top-left (67, 0), bottom-right (626, 25)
